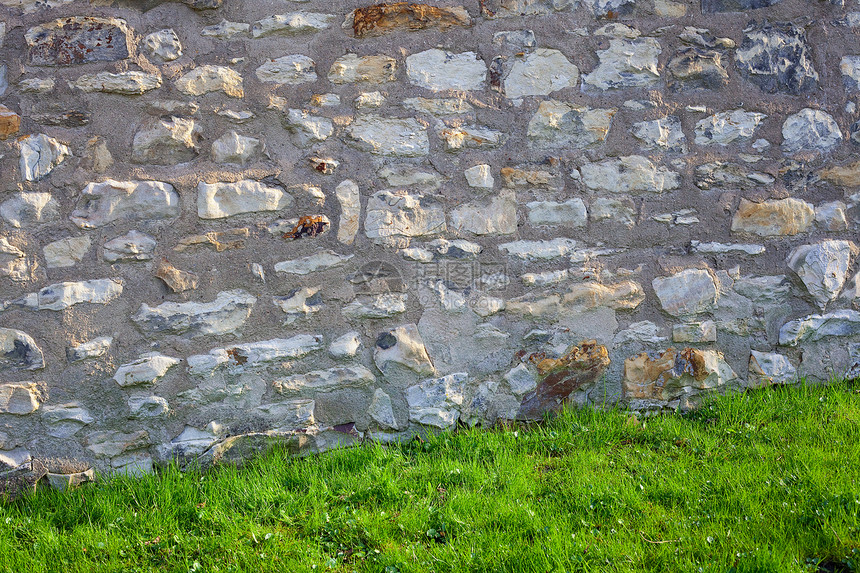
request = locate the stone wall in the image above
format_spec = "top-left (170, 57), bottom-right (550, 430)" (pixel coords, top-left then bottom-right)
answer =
top-left (1, 0), bottom-right (859, 476)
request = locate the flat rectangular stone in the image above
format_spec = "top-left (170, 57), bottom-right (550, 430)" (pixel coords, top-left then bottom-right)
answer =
top-left (26, 17), bottom-right (131, 66)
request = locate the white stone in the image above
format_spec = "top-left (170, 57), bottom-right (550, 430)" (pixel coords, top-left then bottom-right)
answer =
top-left (274, 365), bottom-right (375, 394)
top-left (71, 180), bottom-right (179, 229)
top-left (86, 430), bottom-right (151, 459)
top-left (5, 279), bottom-right (123, 311)
top-left (19, 78), bottom-right (54, 93)
top-left (504, 48), bottom-right (579, 99)
top-left (211, 131), bottom-right (262, 164)
top-left (144, 29), bottom-right (182, 62)
top-left (787, 240), bottom-right (856, 309)
top-left (374, 324), bottom-right (435, 378)
top-left (43, 236), bottom-right (91, 268)
top-left (842, 56), bottom-right (860, 92)
top-left (0, 238), bottom-right (32, 282)
top-left (201, 20), bottom-right (250, 39)
top-left (20, 134), bottom-right (70, 181)
top-left (273, 286), bottom-right (322, 323)
top-left (402, 97), bottom-right (473, 115)
top-left (275, 251), bottom-right (353, 275)
top-left (252, 12), bottom-right (335, 37)
top-left (464, 165), bottom-right (494, 189)
top-left (521, 269), bottom-right (569, 287)
top-left (815, 201), bottom-right (848, 231)
top-left (0, 383), bottom-right (43, 415)
top-left (504, 364), bottom-right (537, 396)
top-left (70, 71), bottom-right (162, 94)
top-left (653, 269), bottom-right (718, 317)
top-left (583, 34), bottom-right (661, 90)
top-left (406, 373), bottom-right (467, 428)
top-left (367, 389), bottom-right (397, 430)
top-left (450, 192), bottom-right (517, 235)
top-left (332, 180), bottom-right (361, 245)
top-left (328, 53), bottom-right (397, 84)
top-left (749, 351), bottom-right (796, 386)
top-left (187, 335), bottom-right (323, 377)
top-left (493, 29), bottom-right (537, 50)
top-left (133, 290), bottom-right (256, 338)
top-left (406, 49), bottom-right (486, 91)
top-left (197, 180), bottom-right (292, 219)
top-left (437, 124), bottom-right (506, 151)
top-left (347, 115), bottom-right (429, 157)
top-left (499, 238), bottom-right (578, 260)
top-left (343, 293), bottom-right (408, 320)
top-left (114, 353), bottom-right (181, 387)
top-left (256, 400), bottom-right (315, 431)
top-left (255, 55), bottom-right (316, 84)
top-left (128, 396), bottom-right (170, 419)
top-left (632, 116), bottom-right (687, 152)
top-left (581, 156), bottom-right (680, 193)
top-left (176, 65), bottom-right (244, 97)
top-left (217, 109), bottom-right (255, 122)
top-left (527, 199), bottom-right (587, 227)
top-left (378, 165), bottom-right (446, 189)
top-left (355, 91), bottom-right (385, 109)
top-left (0, 448), bottom-right (31, 469)
top-left (1, 193), bottom-right (59, 228)
top-left (329, 332), bottom-right (362, 359)
top-left (694, 109), bottom-right (767, 146)
top-left (672, 321), bottom-right (717, 343)
top-left (614, 321), bottom-right (666, 345)
top-left (103, 231), bottom-right (156, 263)
top-left (590, 197), bottom-right (637, 227)
top-left (782, 108), bottom-right (842, 154)
top-left (365, 190), bottom-right (446, 246)
top-left (41, 403), bottom-right (93, 438)
top-left (527, 100), bottom-right (616, 149)
top-left (690, 241), bottom-right (765, 255)
top-left (132, 117), bottom-right (200, 165)
top-left (779, 310), bottom-right (860, 346)
top-left (67, 336), bottom-right (112, 362)
top-left (0, 328), bottom-right (43, 371)
top-left (284, 109), bottom-right (333, 146)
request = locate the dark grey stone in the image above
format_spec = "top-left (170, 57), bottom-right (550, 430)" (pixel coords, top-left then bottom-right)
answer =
top-left (735, 21), bottom-right (819, 95)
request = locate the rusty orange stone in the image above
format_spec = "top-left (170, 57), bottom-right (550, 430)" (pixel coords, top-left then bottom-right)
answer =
top-left (352, 3), bottom-right (471, 37)
top-left (0, 106), bottom-right (21, 140)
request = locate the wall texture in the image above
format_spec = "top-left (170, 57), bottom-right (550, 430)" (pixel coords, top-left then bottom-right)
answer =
top-left (1, 0), bottom-right (859, 477)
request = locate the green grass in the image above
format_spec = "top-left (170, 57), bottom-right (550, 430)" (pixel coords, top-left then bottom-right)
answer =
top-left (2, 382), bottom-right (860, 573)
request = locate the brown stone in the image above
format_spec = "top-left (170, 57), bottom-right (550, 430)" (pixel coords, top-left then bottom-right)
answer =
top-left (155, 260), bottom-right (199, 293)
top-left (26, 17), bottom-right (132, 66)
top-left (622, 348), bottom-right (736, 403)
top-left (0, 106), bottom-right (20, 140)
top-left (731, 197), bottom-right (814, 237)
top-left (351, 3), bottom-right (471, 38)
top-left (819, 161), bottom-right (860, 188)
top-left (516, 341), bottom-right (610, 420)
top-left (174, 228), bottom-right (250, 252)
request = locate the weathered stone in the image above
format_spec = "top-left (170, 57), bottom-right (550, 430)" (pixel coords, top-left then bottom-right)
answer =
top-left (128, 396), bottom-right (169, 419)
top-left (819, 161), bottom-right (860, 187)
top-left (274, 365), bottom-right (375, 395)
top-left (482, 0), bottom-right (575, 18)
top-left (197, 181), bottom-right (292, 219)
top-left (622, 348), bottom-right (737, 406)
top-left (252, 12), bottom-right (335, 37)
top-left (581, 156), bottom-right (680, 193)
top-left (143, 29), bottom-right (182, 62)
top-left (174, 228), bottom-right (248, 253)
top-left (507, 281), bottom-right (644, 319)
top-left (365, 190), bottom-right (446, 246)
top-left (284, 109), bottom-right (334, 146)
top-left (43, 236), bottom-right (91, 268)
top-left (673, 321), bottom-right (717, 343)
top-left (71, 180), bottom-right (179, 229)
top-left (0, 383), bottom-right (44, 415)
top-left (273, 215), bottom-right (331, 240)
top-left (1, 0), bottom-right (72, 12)
top-left (18, 78), bottom-right (54, 93)
top-left (1, 193), bottom-right (59, 228)
top-left (493, 29), bottom-right (536, 50)
top-left (347, 115), bottom-right (429, 156)
top-left (0, 328), bottom-right (44, 372)
top-left (437, 124), bottom-right (506, 151)
top-left (690, 241), bottom-right (765, 255)
top-left (583, 27), bottom-right (661, 90)
top-left (343, 293), bottom-right (407, 320)
top-left (255, 55), bottom-right (316, 84)
top-left (348, 3), bottom-right (471, 37)
top-left (731, 198), bottom-right (814, 237)
top-left (273, 251), bottom-right (353, 276)
top-left (67, 336), bottom-right (112, 363)
top-left (148, 100), bottom-right (199, 116)
top-left (187, 335), bottom-right (323, 377)
top-left (103, 231), bottom-right (156, 262)
top-left (328, 54), bottom-right (397, 84)
top-left (787, 241), bottom-right (856, 309)
top-left (499, 238), bottom-right (578, 260)
top-left (330, 332), bottom-right (362, 359)
top-left (375, 324), bottom-right (435, 379)
top-left (815, 202), bottom-right (848, 232)
top-left (406, 49), bottom-right (485, 91)
top-left (735, 21), bottom-right (818, 95)
top-left (355, 91), bottom-right (386, 109)
top-left (70, 71), bottom-right (162, 95)
top-left (782, 109), bottom-right (842, 154)
top-left (4, 279), bottom-right (123, 312)
top-left (133, 290), bottom-right (256, 338)
top-left (378, 165), bottom-right (445, 189)
top-left (155, 260), bottom-right (199, 293)
top-left (841, 56), bottom-right (860, 92)
top-left (464, 165), bottom-right (494, 189)
top-left (504, 49), bottom-right (578, 99)
top-left (114, 353), bottom-right (181, 387)
top-left (779, 310), bottom-right (860, 346)
top-left (201, 20), bottom-right (250, 39)
top-left (615, 321), bottom-right (666, 345)
top-left (0, 238), bottom-right (34, 282)
top-left (86, 430), bottom-right (150, 458)
top-left (451, 192), bottom-right (517, 236)
top-left (653, 269), bottom-right (718, 317)
top-left (406, 373), bottom-right (467, 428)
top-left (176, 65), bottom-right (244, 97)
top-left (749, 350), bottom-right (796, 386)
top-left (45, 469), bottom-right (95, 491)
top-left (527, 101), bottom-right (615, 149)
top-left (41, 403), bottom-right (93, 438)
top-left (332, 180), bottom-right (361, 246)
top-left (132, 117), bottom-right (201, 165)
top-left (517, 342), bottom-right (610, 420)
top-left (0, 105), bottom-right (20, 140)
top-left (703, 0), bottom-right (780, 12)
top-left (367, 388), bottom-right (397, 429)
top-left (401, 97), bottom-right (471, 116)
top-left (527, 199), bottom-right (587, 228)
top-left (211, 131), bottom-right (262, 165)
top-left (667, 48), bottom-right (729, 90)
top-left (590, 197), bottom-right (636, 227)
top-left (26, 17), bottom-right (131, 66)
top-left (695, 161), bottom-right (773, 190)
top-left (20, 134), bottom-right (71, 181)
top-left (695, 110), bottom-right (767, 146)
top-left (632, 116), bottom-right (687, 152)
top-left (274, 287), bottom-right (323, 323)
